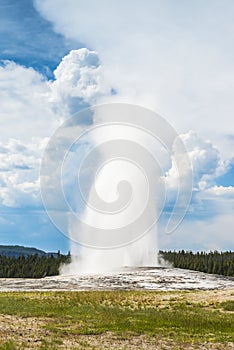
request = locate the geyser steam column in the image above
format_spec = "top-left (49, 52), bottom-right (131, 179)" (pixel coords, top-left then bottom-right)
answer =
top-left (40, 104), bottom-right (192, 273)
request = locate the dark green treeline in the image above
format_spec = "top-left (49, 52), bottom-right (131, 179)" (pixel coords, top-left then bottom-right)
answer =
top-left (0, 252), bottom-right (70, 278)
top-left (160, 250), bottom-right (234, 277)
top-left (0, 250), bottom-right (234, 278)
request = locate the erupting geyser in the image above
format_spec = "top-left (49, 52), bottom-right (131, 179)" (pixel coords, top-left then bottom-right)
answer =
top-left (64, 154), bottom-right (160, 273)
top-left (40, 104), bottom-right (192, 274)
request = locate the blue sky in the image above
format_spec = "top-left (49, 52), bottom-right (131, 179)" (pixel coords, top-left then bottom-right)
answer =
top-left (0, 0), bottom-right (78, 78)
top-left (0, 0), bottom-right (234, 253)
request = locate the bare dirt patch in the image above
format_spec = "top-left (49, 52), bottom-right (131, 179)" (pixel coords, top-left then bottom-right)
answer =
top-left (0, 317), bottom-right (233, 350)
top-left (0, 314), bottom-right (49, 349)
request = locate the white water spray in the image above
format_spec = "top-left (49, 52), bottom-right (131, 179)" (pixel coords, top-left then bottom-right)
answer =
top-left (40, 104), bottom-right (192, 275)
top-left (61, 106), bottom-right (165, 274)
top-left (63, 156), bottom-right (160, 274)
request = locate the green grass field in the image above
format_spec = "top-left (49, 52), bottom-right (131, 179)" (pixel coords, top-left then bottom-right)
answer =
top-left (0, 290), bottom-right (234, 349)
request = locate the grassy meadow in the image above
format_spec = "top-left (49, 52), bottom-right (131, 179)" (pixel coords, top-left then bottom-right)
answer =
top-left (0, 290), bottom-right (234, 349)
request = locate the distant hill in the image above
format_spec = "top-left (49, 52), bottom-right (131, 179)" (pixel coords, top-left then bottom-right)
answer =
top-left (0, 245), bottom-right (58, 258)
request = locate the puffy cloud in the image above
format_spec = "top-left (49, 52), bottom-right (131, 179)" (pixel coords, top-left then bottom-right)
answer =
top-left (202, 185), bottom-right (234, 198)
top-left (163, 130), bottom-right (234, 223)
top-left (180, 131), bottom-right (224, 189)
top-left (0, 138), bottom-right (45, 208)
top-left (35, 0), bottom-right (234, 146)
top-left (165, 131), bottom-right (225, 192)
top-left (0, 48), bottom-right (111, 209)
top-left (0, 139), bottom-right (40, 171)
top-left (49, 48), bottom-right (111, 115)
top-left (0, 180), bottom-right (41, 209)
top-left (0, 60), bottom-right (56, 142)
top-left (0, 48), bottom-right (111, 142)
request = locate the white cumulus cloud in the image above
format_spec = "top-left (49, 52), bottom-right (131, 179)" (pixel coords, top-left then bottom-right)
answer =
top-left (49, 48), bottom-right (111, 116)
top-left (165, 131), bottom-right (224, 192)
top-left (202, 185), bottom-right (234, 198)
top-left (0, 48), bottom-right (111, 208)
top-left (0, 138), bottom-right (48, 208)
